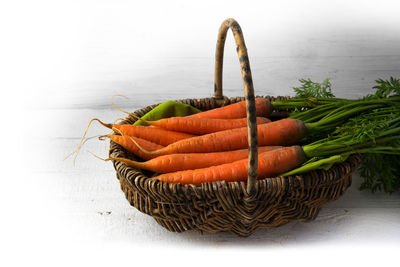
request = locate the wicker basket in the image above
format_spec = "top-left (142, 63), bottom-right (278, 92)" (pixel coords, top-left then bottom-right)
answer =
top-left (109, 18), bottom-right (362, 237)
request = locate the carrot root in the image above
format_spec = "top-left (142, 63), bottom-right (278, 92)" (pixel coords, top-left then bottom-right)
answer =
top-left (65, 134), bottom-right (108, 165)
top-left (111, 94), bottom-right (131, 116)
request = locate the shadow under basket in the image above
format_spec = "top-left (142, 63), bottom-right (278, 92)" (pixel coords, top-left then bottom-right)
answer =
top-left (109, 96), bottom-right (362, 237)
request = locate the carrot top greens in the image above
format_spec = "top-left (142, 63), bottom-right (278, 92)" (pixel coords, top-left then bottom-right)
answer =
top-left (293, 78), bottom-right (335, 98)
top-left (276, 77), bottom-right (400, 193)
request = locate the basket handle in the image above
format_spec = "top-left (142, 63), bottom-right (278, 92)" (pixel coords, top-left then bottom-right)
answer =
top-left (214, 18), bottom-right (258, 195)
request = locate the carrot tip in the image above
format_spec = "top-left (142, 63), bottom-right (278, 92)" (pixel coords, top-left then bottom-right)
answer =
top-left (66, 134), bottom-right (108, 167)
top-left (86, 150), bottom-right (108, 162)
top-left (111, 94), bottom-right (131, 116)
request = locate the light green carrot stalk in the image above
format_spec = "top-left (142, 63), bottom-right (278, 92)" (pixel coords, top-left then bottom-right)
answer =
top-left (282, 106), bottom-right (400, 183)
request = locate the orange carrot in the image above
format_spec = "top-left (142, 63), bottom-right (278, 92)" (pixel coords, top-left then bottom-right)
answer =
top-left (107, 135), bottom-right (163, 160)
top-left (152, 146), bottom-right (306, 184)
top-left (93, 119), bottom-right (195, 146)
top-left (108, 146), bottom-right (281, 173)
top-left (131, 115), bottom-right (271, 135)
top-left (134, 118), bottom-right (307, 157)
top-left (187, 98), bottom-right (272, 119)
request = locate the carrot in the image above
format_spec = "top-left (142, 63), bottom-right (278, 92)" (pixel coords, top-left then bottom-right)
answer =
top-left (187, 98), bottom-right (272, 119)
top-left (111, 97), bottom-right (270, 134)
top-left (107, 135), bottom-right (163, 160)
top-left (93, 119), bottom-right (195, 146)
top-left (129, 115), bottom-right (271, 135)
top-left (151, 146), bottom-right (306, 184)
top-left (108, 146), bottom-right (281, 173)
top-left (133, 118), bottom-right (307, 157)
top-left (113, 96), bottom-right (272, 121)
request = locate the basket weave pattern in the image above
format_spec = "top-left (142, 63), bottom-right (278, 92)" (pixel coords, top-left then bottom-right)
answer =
top-left (110, 97), bottom-right (361, 237)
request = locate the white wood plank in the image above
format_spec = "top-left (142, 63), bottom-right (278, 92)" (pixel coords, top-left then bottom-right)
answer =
top-left (25, 55), bottom-right (400, 110)
top-left (26, 168), bottom-right (400, 246)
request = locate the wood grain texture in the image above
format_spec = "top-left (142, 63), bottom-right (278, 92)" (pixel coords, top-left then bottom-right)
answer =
top-left (27, 55), bottom-right (400, 110)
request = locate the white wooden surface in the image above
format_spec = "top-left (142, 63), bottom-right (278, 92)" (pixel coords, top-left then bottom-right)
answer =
top-left (3, 1), bottom-right (400, 266)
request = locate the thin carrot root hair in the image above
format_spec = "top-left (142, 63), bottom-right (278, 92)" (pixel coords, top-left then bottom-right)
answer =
top-left (87, 151), bottom-right (135, 169)
top-left (110, 125), bottom-right (123, 135)
top-left (87, 152), bottom-right (131, 164)
top-left (111, 94), bottom-right (152, 125)
top-left (118, 111), bottom-right (152, 126)
top-left (65, 134), bottom-right (108, 165)
top-left (128, 113), bottom-right (152, 125)
top-left (73, 118), bottom-right (99, 157)
top-left (111, 94), bottom-right (131, 116)
top-left (113, 117), bottom-right (130, 125)
top-left (65, 117), bottom-right (114, 164)
top-left (86, 150), bottom-right (111, 162)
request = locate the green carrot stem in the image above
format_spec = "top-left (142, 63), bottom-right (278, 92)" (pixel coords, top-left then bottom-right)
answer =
top-left (303, 133), bottom-right (400, 158)
top-left (272, 97), bottom-right (348, 109)
top-left (354, 146), bottom-right (400, 155)
top-left (281, 154), bottom-right (350, 176)
top-left (282, 145), bottom-right (400, 177)
top-left (290, 103), bottom-right (343, 117)
top-left (300, 111), bottom-right (335, 123)
top-left (378, 126), bottom-right (400, 138)
top-left (313, 98), bottom-right (398, 123)
top-left (388, 116), bottom-right (400, 126)
top-left (290, 104), bottom-right (341, 122)
top-left (311, 104), bottom-right (384, 127)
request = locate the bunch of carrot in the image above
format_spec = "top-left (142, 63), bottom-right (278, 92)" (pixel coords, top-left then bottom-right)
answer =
top-left (76, 97), bottom-right (308, 184)
top-left (88, 98), bottom-right (347, 184)
top-left (72, 77), bottom-right (400, 188)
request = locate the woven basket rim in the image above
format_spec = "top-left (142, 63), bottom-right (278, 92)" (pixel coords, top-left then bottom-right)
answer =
top-left (109, 95), bottom-right (362, 194)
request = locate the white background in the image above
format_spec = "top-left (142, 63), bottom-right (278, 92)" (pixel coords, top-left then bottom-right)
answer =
top-left (1, 0), bottom-right (399, 266)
